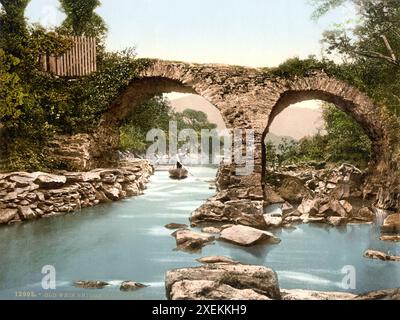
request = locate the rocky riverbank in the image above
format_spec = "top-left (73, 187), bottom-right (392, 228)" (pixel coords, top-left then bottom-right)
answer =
top-left (165, 259), bottom-right (400, 300)
top-left (191, 163), bottom-right (395, 229)
top-left (0, 160), bottom-right (153, 225)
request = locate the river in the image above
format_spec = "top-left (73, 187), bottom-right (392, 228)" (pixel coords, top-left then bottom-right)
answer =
top-left (0, 166), bottom-right (399, 300)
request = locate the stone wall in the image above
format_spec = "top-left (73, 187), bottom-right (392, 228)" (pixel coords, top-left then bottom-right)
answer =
top-left (0, 160), bottom-right (153, 225)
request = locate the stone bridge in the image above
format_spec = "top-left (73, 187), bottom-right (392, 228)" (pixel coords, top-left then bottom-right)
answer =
top-left (50, 59), bottom-right (398, 211)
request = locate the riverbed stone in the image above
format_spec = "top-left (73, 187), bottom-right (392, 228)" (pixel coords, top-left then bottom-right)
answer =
top-left (74, 281), bottom-right (109, 289)
top-left (165, 264), bottom-right (281, 300)
top-left (165, 223), bottom-right (188, 230)
top-left (0, 160), bottom-right (153, 225)
top-left (171, 230), bottom-right (215, 252)
top-left (220, 225), bottom-right (280, 247)
top-left (0, 208), bottom-right (18, 224)
top-left (281, 289), bottom-right (356, 300)
top-left (196, 256), bottom-right (239, 265)
top-left (380, 235), bottom-right (400, 242)
top-left (169, 280), bottom-right (271, 300)
top-left (120, 281), bottom-right (148, 292)
top-left (354, 288), bottom-right (400, 300)
top-left (277, 176), bottom-right (311, 203)
top-left (263, 215), bottom-right (282, 228)
top-left (201, 227), bottom-right (221, 234)
top-left (364, 250), bottom-right (400, 262)
top-left (381, 214), bottom-right (400, 234)
top-left (17, 206), bottom-right (36, 220)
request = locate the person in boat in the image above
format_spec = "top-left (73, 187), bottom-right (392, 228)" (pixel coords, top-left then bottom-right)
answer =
top-left (176, 151), bottom-right (183, 169)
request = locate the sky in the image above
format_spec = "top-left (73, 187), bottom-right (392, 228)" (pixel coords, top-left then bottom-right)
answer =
top-left (25, 0), bottom-right (355, 68)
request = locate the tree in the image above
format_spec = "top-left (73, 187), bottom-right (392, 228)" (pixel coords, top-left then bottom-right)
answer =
top-left (0, 49), bottom-right (27, 120)
top-left (312, 0), bottom-right (400, 116)
top-left (315, 0), bottom-right (400, 68)
top-left (322, 103), bottom-right (371, 166)
top-left (0, 0), bottom-right (30, 57)
top-left (59, 0), bottom-right (107, 40)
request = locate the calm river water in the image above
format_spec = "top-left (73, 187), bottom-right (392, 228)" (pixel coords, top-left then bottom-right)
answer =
top-left (0, 167), bottom-right (399, 300)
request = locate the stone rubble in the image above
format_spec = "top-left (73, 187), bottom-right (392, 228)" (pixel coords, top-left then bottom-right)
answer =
top-left (0, 160), bottom-right (153, 225)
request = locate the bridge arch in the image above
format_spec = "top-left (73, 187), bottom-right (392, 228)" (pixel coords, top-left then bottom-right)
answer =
top-left (70, 59), bottom-right (395, 209)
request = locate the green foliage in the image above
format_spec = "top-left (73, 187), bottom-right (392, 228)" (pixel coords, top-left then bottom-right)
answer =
top-left (312, 0), bottom-right (400, 116)
top-left (310, 0), bottom-right (346, 20)
top-left (0, 0), bottom-right (30, 58)
top-left (119, 96), bottom-right (219, 154)
top-left (57, 50), bottom-right (152, 134)
top-left (266, 103), bottom-right (372, 168)
top-left (175, 109), bottom-right (217, 133)
top-left (323, 103), bottom-right (372, 165)
top-left (119, 95), bottom-right (173, 152)
top-left (0, 49), bottom-right (26, 120)
top-left (59, 0), bottom-right (107, 40)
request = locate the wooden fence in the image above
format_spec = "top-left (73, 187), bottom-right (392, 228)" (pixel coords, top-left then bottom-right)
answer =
top-left (39, 36), bottom-right (97, 77)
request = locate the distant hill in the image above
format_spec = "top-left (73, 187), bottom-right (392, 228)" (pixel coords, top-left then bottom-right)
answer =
top-left (269, 105), bottom-right (325, 140)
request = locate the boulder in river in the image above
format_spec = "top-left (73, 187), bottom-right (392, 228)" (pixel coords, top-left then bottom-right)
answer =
top-left (364, 250), bottom-right (400, 262)
top-left (354, 288), bottom-right (400, 300)
top-left (281, 289), bottom-right (356, 300)
top-left (380, 235), bottom-right (400, 242)
top-left (171, 230), bottom-right (215, 252)
top-left (381, 214), bottom-right (400, 234)
top-left (201, 227), bottom-right (221, 234)
top-left (0, 208), bottom-right (18, 224)
top-left (220, 225), bottom-right (280, 247)
top-left (263, 215), bottom-right (282, 228)
top-left (196, 256), bottom-right (239, 265)
top-left (277, 176), bottom-right (311, 204)
top-left (166, 263), bottom-right (281, 300)
top-left (120, 281), bottom-right (148, 292)
top-left (74, 281), bottom-right (109, 289)
top-left (165, 223), bottom-right (188, 230)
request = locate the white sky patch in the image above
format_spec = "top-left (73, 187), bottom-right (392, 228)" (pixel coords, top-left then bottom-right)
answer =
top-left (164, 93), bottom-right (190, 101)
top-left (290, 100), bottom-right (323, 110)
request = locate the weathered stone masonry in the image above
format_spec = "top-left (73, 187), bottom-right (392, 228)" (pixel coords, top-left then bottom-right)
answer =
top-left (46, 59), bottom-right (399, 213)
top-left (0, 160), bottom-right (153, 225)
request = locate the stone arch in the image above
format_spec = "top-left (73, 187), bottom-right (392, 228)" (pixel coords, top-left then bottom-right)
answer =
top-left (259, 74), bottom-right (387, 189)
top-left (91, 60), bottom-right (259, 167)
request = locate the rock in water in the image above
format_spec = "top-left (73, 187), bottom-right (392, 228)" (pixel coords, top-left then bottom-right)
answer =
top-left (165, 223), bottom-right (188, 230)
top-left (263, 215), bottom-right (282, 228)
top-left (364, 250), bottom-right (400, 262)
top-left (354, 288), bottom-right (400, 300)
top-left (74, 281), bottom-right (109, 289)
top-left (220, 225), bottom-right (280, 247)
top-left (281, 289), bottom-right (356, 300)
top-left (201, 227), bottom-right (221, 234)
top-left (165, 264), bottom-right (281, 300)
top-left (381, 214), bottom-right (400, 234)
top-left (196, 256), bottom-right (239, 265)
top-left (0, 208), bottom-right (18, 224)
top-left (277, 176), bottom-right (310, 203)
top-left (120, 281), bottom-right (148, 291)
top-left (170, 280), bottom-right (271, 300)
top-left (171, 230), bottom-right (215, 252)
top-left (380, 235), bottom-right (400, 242)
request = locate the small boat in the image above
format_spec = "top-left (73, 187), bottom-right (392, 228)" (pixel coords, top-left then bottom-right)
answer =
top-left (169, 168), bottom-right (189, 180)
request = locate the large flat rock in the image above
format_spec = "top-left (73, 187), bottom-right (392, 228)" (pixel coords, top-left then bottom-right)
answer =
top-left (220, 225), bottom-right (280, 247)
top-left (166, 263), bottom-right (281, 300)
